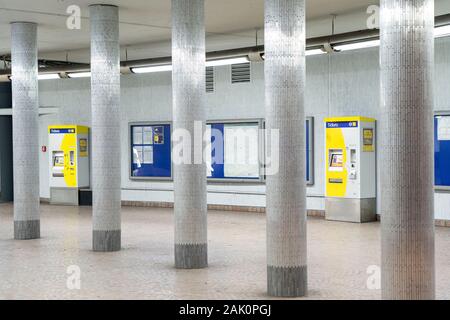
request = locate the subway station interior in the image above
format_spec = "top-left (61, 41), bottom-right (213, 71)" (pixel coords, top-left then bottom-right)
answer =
top-left (0, 0), bottom-right (450, 302)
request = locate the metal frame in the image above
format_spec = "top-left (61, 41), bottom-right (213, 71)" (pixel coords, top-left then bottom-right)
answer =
top-left (206, 118), bottom-right (265, 183)
top-left (434, 111), bottom-right (450, 191)
top-left (261, 117), bottom-right (315, 186)
top-left (128, 117), bottom-right (314, 185)
top-left (306, 117), bottom-right (315, 186)
top-left (128, 121), bottom-right (173, 181)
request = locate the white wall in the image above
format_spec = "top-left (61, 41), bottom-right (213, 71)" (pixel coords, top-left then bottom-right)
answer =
top-left (38, 36), bottom-right (450, 220)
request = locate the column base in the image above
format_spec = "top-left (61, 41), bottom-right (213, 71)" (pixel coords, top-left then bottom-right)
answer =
top-left (175, 243), bottom-right (208, 269)
top-left (267, 265), bottom-right (307, 297)
top-left (14, 220), bottom-right (40, 240)
top-left (93, 230), bottom-right (121, 252)
top-left (381, 291), bottom-right (435, 301)
top-left (382, 268), bottom-right (435, 300)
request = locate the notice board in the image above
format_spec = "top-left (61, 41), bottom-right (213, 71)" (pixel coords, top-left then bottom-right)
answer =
top-left (435, 115), bottom-right (450, 188)
top-left (130, 123), bottom-right (171, 179)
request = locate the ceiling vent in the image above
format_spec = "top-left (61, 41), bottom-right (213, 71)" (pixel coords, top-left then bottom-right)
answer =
top-left (231, 62), bottom-right (251, 84)
top-left (206, 66), bottom-right (214, 93)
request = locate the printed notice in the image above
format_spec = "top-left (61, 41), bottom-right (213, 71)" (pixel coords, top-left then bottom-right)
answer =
top-left (143, 146), bottom-right (154, 164)
top-left (438, 116), bottom-right (450, 141)
top-left (143, 126), bottom-right (153, 145)
top-left (133, 127), bottom-right (143, 145)
top-left (224, 124), bottom-right (259, 178)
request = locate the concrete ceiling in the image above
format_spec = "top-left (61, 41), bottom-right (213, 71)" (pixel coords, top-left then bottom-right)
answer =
top-left (0, 0), bottom-right (449, 62)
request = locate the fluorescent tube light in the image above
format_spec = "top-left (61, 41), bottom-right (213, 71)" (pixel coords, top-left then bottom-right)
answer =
top-left (38, 73), bottom-right (60, 80)
top-left (67, 72), bottom-right (91, 78)
top-left (306, 49), bottom-right (326, 56)
top-left (332, 25), bottom-right (450, 53)
top-left (334, 39), bottom-right (380, 52)
top-left (261, 49), bottom-right (325, 60)
top-left (131, 65), bottom-right (172, 74)
top-left (206, 57), bottom-right (249, 67)
top-left (131, 57), bottom-right (250, 73)
top-left (435, 25), bottom-right (450, 38)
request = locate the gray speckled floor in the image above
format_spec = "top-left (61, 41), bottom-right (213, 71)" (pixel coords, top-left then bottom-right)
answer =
top-left (0, 203), bottom-right (449, 300)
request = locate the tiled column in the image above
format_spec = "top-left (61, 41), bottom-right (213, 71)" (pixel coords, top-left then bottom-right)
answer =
top-left (380, 0), bottom-right (435, 300)
top-left (90, 4), bottom-right (121, 252)
top-left (172, 0), bottom-right (208, 269)
top-left (265, 0), bottom-right (307, 297)
top-left (11, 22), bottom-right (40, 240)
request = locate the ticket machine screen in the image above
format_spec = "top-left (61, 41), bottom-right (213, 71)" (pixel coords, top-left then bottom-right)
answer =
top-left (329, 149), bottom-right (343, 171)
top-left (52, 151), bottom-right (65, 177)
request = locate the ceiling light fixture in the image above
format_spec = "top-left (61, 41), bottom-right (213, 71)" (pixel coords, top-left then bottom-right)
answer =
top-left (131, 65), bottom-right (173, 74)
top-left (306, 48), bottom-right (327, 56)
top-left (131, 57), bottom-right (251, 74)
top-left (435, 24), bottom-right (450, 38)
top-left (333, 39), bottom-right (380, 52)
top-left (67, 71), bottom-right (91, 78)
top-left (261, 48), bottom-right (326, 60)
top-left (331, 24), bottom-right (450, 53)
top-left (205, 57), bottom-right (249, 67)
top-left (38, 73), bottom-right (60, 80)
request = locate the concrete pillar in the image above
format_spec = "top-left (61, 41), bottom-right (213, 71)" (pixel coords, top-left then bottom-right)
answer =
top-left (172, 0), bottom-right (208, 269)
top-left (90, 4), bottom-right (121, 252)
top-left (11, 22), bottom-right (40, 240)
top-left (380, 0), bottom-right (435, 300)
top-left (265, 0), bottom-right (307, 297)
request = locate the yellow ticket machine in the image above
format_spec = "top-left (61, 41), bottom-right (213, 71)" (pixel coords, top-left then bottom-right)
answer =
top-left (324, 117), bottom-right (376, 223)
top-left (48, 125), bottom-right (90, 205)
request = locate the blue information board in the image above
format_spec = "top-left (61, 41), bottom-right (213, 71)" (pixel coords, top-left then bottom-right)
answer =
top-left (208, 119), bottom-right (314, 183)
top-left (129, 119), bottom-right (314, 183)
top-left (209, 123), bottom-right (225, 179)
top-left (208, 122), bottom-right (260, 180)
top-left (130, 124), bottom-right (171, 178)
top-left (435, 115), bottom-right (450, 187)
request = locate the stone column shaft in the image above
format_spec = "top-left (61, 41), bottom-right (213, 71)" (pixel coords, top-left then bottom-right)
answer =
top-left (265, 0), bottom-right (307, 297)
top-left (172, 0), bottom-right (208, 269)
top-left (90, 4), bottom-right (121, 252)
top-left (11, 22), bottom-right (40, 240)
top-left (380, 0), bottom-right (435, 300)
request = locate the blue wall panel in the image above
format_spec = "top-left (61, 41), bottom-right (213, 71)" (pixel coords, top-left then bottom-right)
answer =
top-left (130, 124), bottom-right (171, 178)
top-left (208, 123), bottom-right (259, 180)
top-left (129, 120), bottom-right (314, 183)
top-left (209, 123), bottom-right (225, 179)
top-left (435, 115), bottom-right (450, 187)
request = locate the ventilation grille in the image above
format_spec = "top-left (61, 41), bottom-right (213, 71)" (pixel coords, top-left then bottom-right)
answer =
top-left (231, 62), bottom-right (251, 84)
top-left (206, 66), bottom-right (214, 93)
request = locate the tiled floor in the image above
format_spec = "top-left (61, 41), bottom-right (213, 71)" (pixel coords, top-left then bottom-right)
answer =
top-left (0, 203), bottom-right (449, 300)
